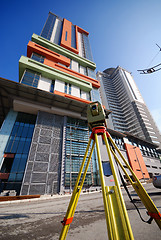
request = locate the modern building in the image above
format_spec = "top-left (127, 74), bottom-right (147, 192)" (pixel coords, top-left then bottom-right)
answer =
top-left (0, 12), bottom-right (101, 195)
top-left (97, 66), bottom-right (161, 148)
top-left (101, 128), bottom-right (161, 184)
top-left (0, 13), bottom-right (161, 196)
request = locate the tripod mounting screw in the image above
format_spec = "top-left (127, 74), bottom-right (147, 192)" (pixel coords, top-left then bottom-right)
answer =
top-left (109, 189), bottom-right (114, 194)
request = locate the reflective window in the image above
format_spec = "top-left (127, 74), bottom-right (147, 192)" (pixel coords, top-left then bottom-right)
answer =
top-left (50, 81), bottom-right (55, 93)
top-left (64, 83), bottom-right (71, 95)
top-left (82, 34), bottom-right (93, 61)
top-left (87, 68), bottom-right (96, 79)
top-left (64, 117), bottom-right (98, 188)
top-left (91, 88), bottom-right (101, 102)
top-left (4, 112), bottom-right (36, 193)
top-left (71, 25), bottom-right (76, 49)
top-left (40, 13), bottom-right (56, 40)
top-left (65, 31), bottom-right (68, 41)
top-left (21, 69), bottom-right (40, 88)
top-left (31, 53), bottom-right (45, 63)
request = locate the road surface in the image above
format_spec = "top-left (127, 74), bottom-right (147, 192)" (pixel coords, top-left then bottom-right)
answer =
top-left (0, 183), bottom-right (161, 239)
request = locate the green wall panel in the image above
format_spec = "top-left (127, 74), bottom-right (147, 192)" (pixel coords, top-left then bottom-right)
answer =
top-left (19, 56), bottom-right (92, 91)
top-left (31, 34), bottom-right (96, 70)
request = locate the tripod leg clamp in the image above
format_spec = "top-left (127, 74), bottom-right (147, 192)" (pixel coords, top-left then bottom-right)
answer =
top-left (147, 212), bottom-right (161, 219)
top-left (61, 217), bottom-right (73, 226)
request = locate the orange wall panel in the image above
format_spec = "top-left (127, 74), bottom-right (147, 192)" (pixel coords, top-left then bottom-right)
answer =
top-left (54, 90), bottom-right (91, 104)
top-left (124, 143), bottom-right (150, 179)
top-left (27, 41), bottom-right (70, 67)
top-left (27, 41), bottom-right (99, 88)
top-left (0, 173), bottom-right (10, 180)
top-left (60, 19), bottom-right (79, 54)
top-left (61, 19), bottom-right (72, 48)
top-left (77, 26), bottom-right (89, 35)
top-left (3, 153), bottom-right (14, 158)
top-left (43, 59), bottom-right (100, 88)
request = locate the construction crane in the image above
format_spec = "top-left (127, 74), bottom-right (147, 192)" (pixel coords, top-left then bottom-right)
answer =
top-left (138, 44), bottom-right (161, 74)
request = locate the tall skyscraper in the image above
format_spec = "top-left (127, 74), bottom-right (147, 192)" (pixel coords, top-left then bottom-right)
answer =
top-left (97, 66), bottom-right (161, 148)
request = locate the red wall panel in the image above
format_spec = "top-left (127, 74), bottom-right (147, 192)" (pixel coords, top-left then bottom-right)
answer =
top-left (60, 19), bottom-right (79, 54)
top-left (124, 143), bottom-right (150, 180)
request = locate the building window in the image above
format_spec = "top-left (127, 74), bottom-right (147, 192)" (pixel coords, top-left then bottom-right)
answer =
top-left (103, 135), bottom-right (124, 150)
top-left (80, 90), bottom-right (90, 101)
top-left (91, 88), bottom-right (101, 102)
top-left (21, 69), bottom-right (40, 88)
top-left (40, 13), bottom-right (56, 40)
top-left (50, 81), bottom-right (55, 93)
top-left (65, 31), bottom-right (68, 41)
top-left (146, 165), bottom-right (150, 168)
top-left (79, 64), bottom-right (87, 76)
top-left (71, 25), bottom-right (76, 49)
top-left (64, 83), bottom-right (71, 95)
top-left (152, 166), bottom-right (158, 169)
top-left (31, 53), bottom-right (45, 63)
top-left (127, 138), bottom-right (160, 159)
top-left (82, 34), bottom-right (93, 61)
top-left (87, 68), bottom-right (96, 79)
top-left (64, 117), bottom-right (98, 188)
top-left (1, 112), bottom-right (36, 194)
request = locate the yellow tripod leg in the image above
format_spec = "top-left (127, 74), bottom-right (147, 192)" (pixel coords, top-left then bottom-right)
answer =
top-left (94, 133), bottom-right (114, 238)
top-left (102, 132), bottom-right (134, 240)
top-left (59, 138), bottom-right (95, 240)
top-left (107, 133), bottom-right (161, 229)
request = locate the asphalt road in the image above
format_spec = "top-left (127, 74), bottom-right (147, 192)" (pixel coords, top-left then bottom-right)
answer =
top-left (0, 183), bottom-right (161, 240)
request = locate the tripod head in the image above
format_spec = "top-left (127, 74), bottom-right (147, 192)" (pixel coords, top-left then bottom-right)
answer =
top-left (87, 101), bottom-right (111, 130)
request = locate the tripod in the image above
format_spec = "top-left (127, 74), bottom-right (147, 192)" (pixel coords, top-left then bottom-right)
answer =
top-left (59, 125), bottom-right (161, 240)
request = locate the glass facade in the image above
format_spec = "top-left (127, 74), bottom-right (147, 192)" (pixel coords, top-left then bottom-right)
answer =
top-left (2, 112), bottom-right (36, 194)
top-left (102, 134), bottom-right (125, 150)
top-left (83, 34), bottom-right (93, 61)
top-left (55, 20), bottom-right (63, 45)
top-left (41, 13), bottom-right (56, 40)
top-left (127, 138), bottom-right (160, 159)
top-left (71, 25), bottom-right (76, 49)
top-left (31, 53), bottom-right (45, 63)
top-left (21, 69), bottom-right (40, 88)
top-left (91, 87), bottom-right (101, 102)
top-left (50, 81), bottom-right (55, 93)
top-left (64, 82), bottom-right (71, 95)
top-left (64, 117), bottom-right (98, 188)
top-left (87, 68), bottom-right (96, 79)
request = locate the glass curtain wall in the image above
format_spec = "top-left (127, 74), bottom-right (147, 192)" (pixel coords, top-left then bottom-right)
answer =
top-left (21, 69), bottom-right (40, 88)
top-left (40, 13), bottom-right (56, 40)
top-left (31, 53), bottom-right (45, 63)
top-left (71, 25), bottom-right (76, 49)
top-left (82, 34), bottom-right (93, 61)
top-left (3, 112), bottom-right (36, 194)
top-left (65, 117), bottom-right (98, 189)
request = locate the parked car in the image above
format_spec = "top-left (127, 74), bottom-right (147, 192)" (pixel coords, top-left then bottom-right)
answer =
top-left (153, 175), bottom-right (161, 189)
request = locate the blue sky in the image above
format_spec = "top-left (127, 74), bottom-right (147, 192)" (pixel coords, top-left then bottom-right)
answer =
top-left (1, 0), bottom-right (161, 130)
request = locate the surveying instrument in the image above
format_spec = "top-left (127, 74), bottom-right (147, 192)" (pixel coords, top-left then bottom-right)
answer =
top-left (59, 101), bottom-right (161, 239)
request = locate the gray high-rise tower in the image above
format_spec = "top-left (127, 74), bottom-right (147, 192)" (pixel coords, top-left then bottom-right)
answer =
top-left (97, 66), bottom-right (161, 148)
